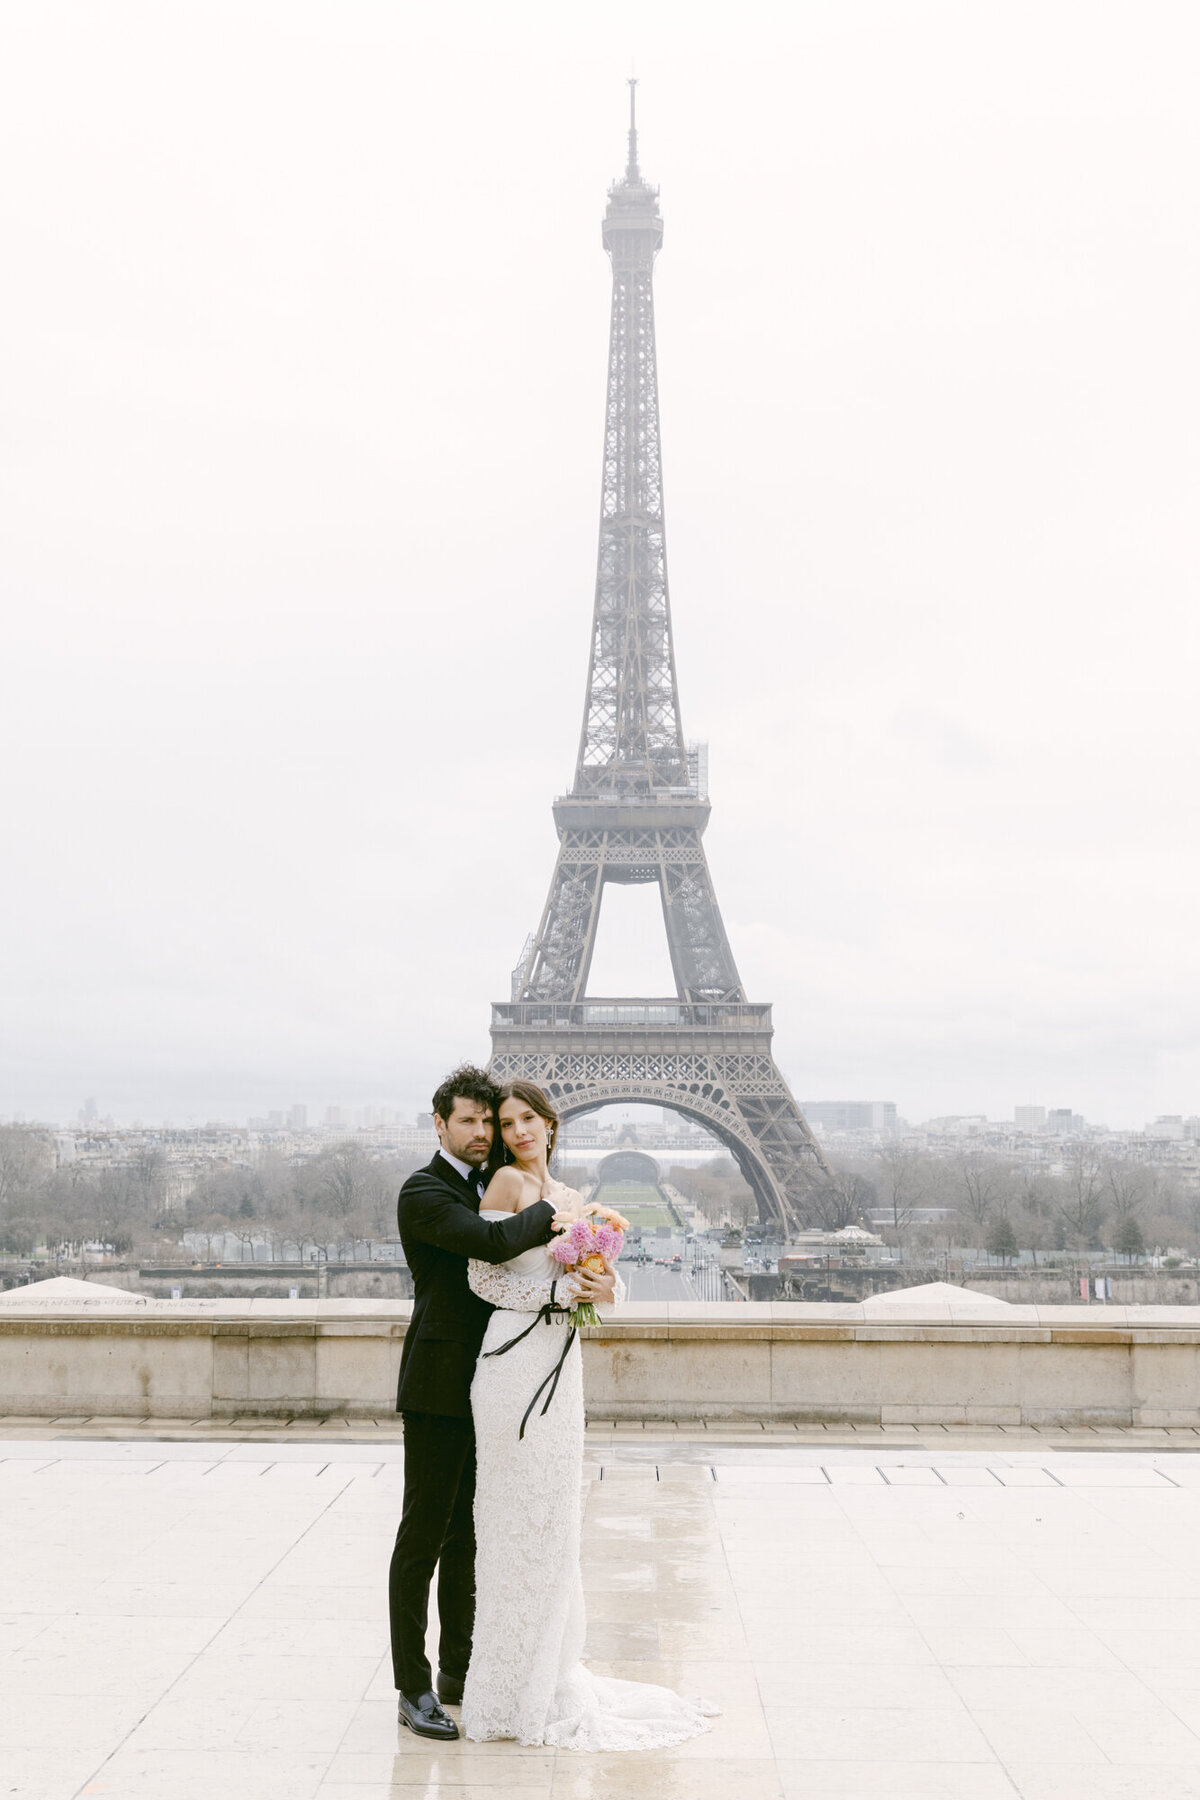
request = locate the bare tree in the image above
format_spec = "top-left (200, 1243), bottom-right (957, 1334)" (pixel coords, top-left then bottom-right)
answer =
top-left (874, 1145), bottom-right (925, 1234)
top-left (130, 1146), bottom-right (170, 1219)
top-left (669, 1159), bottom-right (758, 1230)
top-left (1011, 1163), bottom-right (1054, 1262)
top-left (1055, 1147), bottom-right (1107, 1247)
top-left (1103, 1157), bottom-right (1149, 1224)
top-left (312, 1141), bottom-right (372, 1218)
top-left (809, 1167), bottom-right (876, 1232)
top-left (92, 1166), bottom-right (140, 1254)
top-left (953, 1153), bottom-right (1012, 1233)
top-left (0, 1213), bottom-right (40, 1256)
top-left (0, 1128), bottom-right (53, 1206)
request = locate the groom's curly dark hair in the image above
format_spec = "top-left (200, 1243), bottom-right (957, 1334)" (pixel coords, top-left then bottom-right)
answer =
top-left (431, 1062), bottom-right (499, 1122)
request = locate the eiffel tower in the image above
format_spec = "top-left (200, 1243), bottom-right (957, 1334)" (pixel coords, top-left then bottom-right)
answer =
top-left (490, 85), bottom-right (828, 1234)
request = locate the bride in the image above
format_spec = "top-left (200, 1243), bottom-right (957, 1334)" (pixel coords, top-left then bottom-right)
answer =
top-left (460, 1079), bottom-right (714, 1751)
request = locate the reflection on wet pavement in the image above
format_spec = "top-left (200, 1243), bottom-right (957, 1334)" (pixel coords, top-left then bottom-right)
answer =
top-left (3, 1437), bottom-right (1200, 1798)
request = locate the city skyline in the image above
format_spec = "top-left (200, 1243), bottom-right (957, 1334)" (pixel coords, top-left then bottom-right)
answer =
top-left (10, 1093), bottom-right (1200, 1145)
top-left (2, 5), bottom-right (1197, 1133)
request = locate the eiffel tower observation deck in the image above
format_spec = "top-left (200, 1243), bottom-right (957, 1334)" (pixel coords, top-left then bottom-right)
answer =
top-left (491, 85), bottom-right (829, 1233)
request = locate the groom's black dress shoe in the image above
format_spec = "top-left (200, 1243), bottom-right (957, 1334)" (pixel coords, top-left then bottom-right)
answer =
top-left (397, 1690), bottom-right (459, 1739)
top-left (436, 1670), bottom-right (465, 1706)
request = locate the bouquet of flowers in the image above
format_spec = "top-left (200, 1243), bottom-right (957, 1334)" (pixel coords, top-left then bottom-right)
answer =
top-left (549, 1205), bottom-right (628, 1327)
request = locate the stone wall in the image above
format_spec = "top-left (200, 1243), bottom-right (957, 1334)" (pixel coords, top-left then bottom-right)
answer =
top-left (1, 1266), bottom-right (414, 1302)
top-left (964, 1271), bottom-right (1200, 1306)
top-left (135, 1267), bottom-right (414, 1301)
top-left (767, 1267), bottom-right (1200, 1306)
top-left (6, 1295), bottom-right (1200, 1425)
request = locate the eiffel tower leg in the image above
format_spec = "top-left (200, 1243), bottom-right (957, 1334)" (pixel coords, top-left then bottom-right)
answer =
top-left (521, 836), bottom-right (605, 1002)
top-left (642, 1059), bottom-right (829, 1236)
top-left (658, 837), bottom-right (743, 1003)
top-left (733, 1087), bottom-right (831, 1231)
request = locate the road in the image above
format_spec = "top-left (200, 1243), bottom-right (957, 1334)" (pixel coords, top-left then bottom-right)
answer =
top-left (621, 1237), bottom-right (727, 1303)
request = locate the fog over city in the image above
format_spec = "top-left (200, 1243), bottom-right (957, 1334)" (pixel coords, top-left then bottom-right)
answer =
top-left (1, 1), bottom-right (1197, 1131)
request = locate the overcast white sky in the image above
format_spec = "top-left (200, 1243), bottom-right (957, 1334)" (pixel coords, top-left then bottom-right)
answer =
top-left (1, 1), bottom-right (1197, 1130)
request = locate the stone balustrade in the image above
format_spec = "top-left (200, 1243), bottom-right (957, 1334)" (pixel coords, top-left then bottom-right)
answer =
top-left (6, 1293), bottom-right (1200, 1426)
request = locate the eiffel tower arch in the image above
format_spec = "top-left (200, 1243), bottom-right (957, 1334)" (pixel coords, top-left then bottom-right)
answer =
top-left (490, 86), bottom-right (829, 1236)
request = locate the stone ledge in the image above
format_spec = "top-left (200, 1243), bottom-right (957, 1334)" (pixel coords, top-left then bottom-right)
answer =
top-left (9, 1297), bottom-right (1200, 1342)
top-left (5, 1297), bottom-right (1200, 1424)
top-left (6, 1413), bottom-right (1200, 1445)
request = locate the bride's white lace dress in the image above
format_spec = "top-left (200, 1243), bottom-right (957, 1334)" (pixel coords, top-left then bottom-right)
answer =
top-left (462, 1194), bottom-right (714, 1751)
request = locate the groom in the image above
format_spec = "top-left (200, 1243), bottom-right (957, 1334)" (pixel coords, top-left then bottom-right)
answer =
top-left (389, 1062), bottom-right (614, 1740)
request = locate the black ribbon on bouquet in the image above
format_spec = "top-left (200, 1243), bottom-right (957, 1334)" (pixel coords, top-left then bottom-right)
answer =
top-left (482, 1281), bottom-right (578, 1440)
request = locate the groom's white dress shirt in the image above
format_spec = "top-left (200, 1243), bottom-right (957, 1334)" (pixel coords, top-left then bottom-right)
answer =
top-left (438, 1148), bottom-right (484, 1199)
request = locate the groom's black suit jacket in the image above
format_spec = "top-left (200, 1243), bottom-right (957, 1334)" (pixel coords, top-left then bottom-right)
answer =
top-left (395, 1151), bottom-right (556, 1419)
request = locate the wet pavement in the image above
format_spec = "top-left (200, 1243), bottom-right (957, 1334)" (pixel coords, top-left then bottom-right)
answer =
top-left (5, 1434), bottom-right (1200, 1797)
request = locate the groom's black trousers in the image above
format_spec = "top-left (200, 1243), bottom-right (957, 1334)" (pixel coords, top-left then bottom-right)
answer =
top-left (389, 1410), bottom-right (476, 1696)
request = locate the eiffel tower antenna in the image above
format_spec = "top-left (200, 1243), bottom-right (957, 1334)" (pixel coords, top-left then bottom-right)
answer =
top-left (491, 88), bottom-right (829, 1234)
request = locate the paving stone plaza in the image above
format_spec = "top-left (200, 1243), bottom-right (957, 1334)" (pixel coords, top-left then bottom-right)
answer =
top-left (6, 1422), bottom-right (1200, 1798)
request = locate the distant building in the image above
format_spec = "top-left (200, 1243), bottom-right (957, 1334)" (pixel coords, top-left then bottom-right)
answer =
top-left (801, 1102), bottom-right (897, 1134)
top-left (1014, 1106), bottom-right (1046, 1133)
top-left (921, 1115), bottom-right (991, 1139)
top-left (779, 1226), bottom-right (884, 1267)
top-left (1046, 1108), bottom-right (1085, 1135)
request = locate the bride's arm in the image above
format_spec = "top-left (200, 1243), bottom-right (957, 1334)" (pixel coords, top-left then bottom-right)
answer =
top-left (597, 1265), bottom-right (627, 1310)
top-left (469, 1168), bottom-right (574, 1309)
top-left (467, 1259), bottom-right (575, 1312)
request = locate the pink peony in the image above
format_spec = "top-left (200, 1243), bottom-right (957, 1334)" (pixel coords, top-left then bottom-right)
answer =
top-left (592, 1223), bottom-right (624, 1260)
top-left (544, 1211), bottom-right (626, 1329)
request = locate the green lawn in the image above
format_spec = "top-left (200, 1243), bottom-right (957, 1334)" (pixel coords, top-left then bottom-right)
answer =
top-left (591, 1183), bottom-right (680, 1230)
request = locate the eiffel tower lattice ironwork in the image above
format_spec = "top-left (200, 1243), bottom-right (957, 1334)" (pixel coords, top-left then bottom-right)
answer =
top-left (490, 85), bottom-right (829, 1233)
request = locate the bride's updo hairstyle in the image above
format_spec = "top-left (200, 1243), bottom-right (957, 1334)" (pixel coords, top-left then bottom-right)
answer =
top-left (492, 1079), bottom-right (560, 1169)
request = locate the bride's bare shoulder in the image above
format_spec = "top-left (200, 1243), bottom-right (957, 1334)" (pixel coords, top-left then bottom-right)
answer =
top-left (481, 1167), bottom-right (524, 1212)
